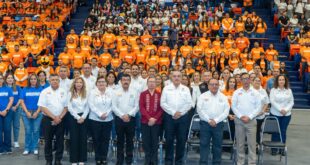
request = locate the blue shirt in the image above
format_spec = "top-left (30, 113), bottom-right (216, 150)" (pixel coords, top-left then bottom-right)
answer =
top-left (0, 86), bottom-right (13, 111)
top-left (9, 85), bottom-right (22, 106)
top-left (267, 78), bottom-right (275, 91)
top-left (21, 87), bottom-right (42, 111)
top-left (40, 81), bottom-right (50, 89)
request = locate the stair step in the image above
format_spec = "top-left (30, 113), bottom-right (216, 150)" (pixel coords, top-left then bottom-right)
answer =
top-left (293, 93), bottom-right (310, 100)
top-left (294, 98), bottom-right (309, 105)
top-left (293, 104), bottom-right (310, 109)
top-left (291, 86), bottom-right (304, 93)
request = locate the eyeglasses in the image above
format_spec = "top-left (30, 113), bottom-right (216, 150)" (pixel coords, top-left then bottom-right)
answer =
top-left (242, 78), bottom-right (250, 81)
top-left (209, 83), bottom-right (219, 86)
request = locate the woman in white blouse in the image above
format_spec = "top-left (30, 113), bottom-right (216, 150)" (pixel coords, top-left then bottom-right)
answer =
top-left (88, 76), bottom-right (113, 165)
top-left (270, 75), bottom-right (294, 156)
top-left (68, 77), bottom-right (89, 165)
top-left (252, 77), bottom-right (270, 146)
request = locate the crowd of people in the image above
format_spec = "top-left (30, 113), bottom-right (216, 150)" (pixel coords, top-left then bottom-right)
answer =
top-left (0, 0), bottom-right (296, 165)
top-left (273, 0), bottom-right (310, 92)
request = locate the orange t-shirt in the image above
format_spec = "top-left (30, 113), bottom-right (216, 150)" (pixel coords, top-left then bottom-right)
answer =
top-left (0, 62), bottom-right (7, 74)
top-left (235, 37), bottom-right (250, 52)
top-left (193, 45), bottom-right (204, 57)
top-left (99, 53), bottom-right (112, 67)
top-left (265, 49), bottom-right (278, 62)
top-left (146, 56), bottom-right (159, 69)
top-left (58, 52), bottom-right (72, 66)
top-left (245, 60), bottom-right (255, 71)
top-left (80, 35), bottom-right (92, 47)
top-left (222, 18), bottom-right (234, 33)
top-left (14, 68), bottom-right (28, 87)
top-left (180, 45), bottom-right (193, 58)
top-left (136, 51), bottom-right (147, 65)
top-left (251, 47), bottom-right (265, 61)
top-left (229, 59), bottom-right (239, 71)
top-left (200, 38), bottom-right (211, 49)
top-left (66, 43), bottom-right (77, 55)
top-left (158, 46), bottom-right (171, 56)
top-left (141, 35), bottom-right (152, 45)
top-left (1, 53), bottom-right (11, 66)
top-left (72, 53), bottom-right (86, 69)
top-left (256, 23), bottom-right (267, 34)
top-left (127, 36), bottom-right (139, 46)
top-left (212, 40), bottom-right (221, 50)
top-left (224, 39), bottom-right (235, 49)
top-left (235, 21), bottom-right (245, 32)
top-left (120, 52), bottom-right (136, 65)
top-left (111, 57), bottom-right (122, 69)
top-left (222, 89), bottom-right (235, 106)
top-left (102, 33), bottom-right (116, 49)
top-left (159, 57), bottom-right (170, 68)
top-left (10, 52), bottom-right (24, 66)
top-left (145, 44), bottom-right (158, 55)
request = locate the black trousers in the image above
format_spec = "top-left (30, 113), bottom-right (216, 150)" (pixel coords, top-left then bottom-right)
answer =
top-left (141, 123), bottom-right (160, 164)
top-left (89, 119), bottom-right (112, 162)
top-left (68, 114), bottom-right (87, 163)
top-left (256, 118), bottom-right (264, 144)
top-left (164, 113), bottom-right (189, 165)
top-left (115, 116), bottom-right (135, 164)
top-left (42, 116), bottom-right (64, 162)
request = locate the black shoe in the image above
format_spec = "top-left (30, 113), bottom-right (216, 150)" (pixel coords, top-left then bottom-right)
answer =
top-left (115, 161), bottom-right (123, 165)
top-left (279, 149), bottom-right (286, 156)
top-left (46, 161), bottom-right (52, 165)
top-left (96, 161), bottom-right (102, 165)
top-left (102, 161), bottom-right (108, 165)
top-left (54, 160), bottom-right (62, 165)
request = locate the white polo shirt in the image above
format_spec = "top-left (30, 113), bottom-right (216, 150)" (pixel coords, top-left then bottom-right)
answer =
top-left (197, 91), bottom-right (230, 123)
top-left (38, 86), bottom-right (68, 116)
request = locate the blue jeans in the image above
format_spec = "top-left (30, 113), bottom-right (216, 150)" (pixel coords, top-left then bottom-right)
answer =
top-left (164, 113), bottom-right (189, 165)
top-left (0, 110), bottom-right (13, 153)
top-left (21, 111), bottom-right (43, 151)
top-left (303, 72), bottom-right (310, 92)
top-left (11, 107), bottom-right (21, 142)
top-left (271, 114), bottom-right (291, 143)
top-left (199, 121), bottom-right (224, 165)
top-left (255, 33), bottom-right (265, 38)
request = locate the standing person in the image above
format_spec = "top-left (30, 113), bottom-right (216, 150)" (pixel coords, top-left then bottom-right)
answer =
top-left (192, 70), bottom-right (212, 106)
top-left (139, 76), bottom-right (163, 165)
top-left (20, 73), bottom-right (43, 155)
top-left (5, 73), bottom-right (22, 148)
top-left (112, 74), bottom-right (139, 165)
top-left (38, 74), bottom-right (68, 165)
top-left (232, 73), bottom-right (261, 165)
top-left (0, 73), bottom-right (13, 154)
top-left (58, 66), bottom-right (72, 92)
top-left (270, 75), bottom-right (294, 155)
top-left (88, 76), bottom-right (114, 165)
top-left (81, 63), bottom-right (96, 92)
top-left (67, 77), bottom-right (89, 165)
top-left (252, 76), bottom-right (270, 150)
top-left (37, 71), bottom-right (50, 89)
top-left (197, 78), bottom-right (230, 165)
top-left (160, 70), bottom-right (192, 165)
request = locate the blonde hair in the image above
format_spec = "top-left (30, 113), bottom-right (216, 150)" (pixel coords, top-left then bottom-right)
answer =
top-left (69, 77), bottom-right (87, 101)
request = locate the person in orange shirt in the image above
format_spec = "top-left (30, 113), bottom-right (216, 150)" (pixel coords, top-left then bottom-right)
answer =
top-left (20, 41), bottom-right (30, 59)
top-left (217, 52), bottom-right (229, 71)
top-left (240, 48), bottom-right (250, 64)
top-left (199, 33), bottom-right (211, 49)
top-left (229, 52), bottom-right (240, 71)
top-left (111, 52), bottom-right (122, 71)
top-left (255, 53), bottom-right (268, 74)
top-left (158, 40), bottom-right (171, 56)
top-left (251, 42), bottom-right (265, 61)
top-left (127, 31), bottom-right (139, 46)
top-left (145, 38), bottom-right (157, 55)
top-left (235, 17), bottom-right (245, 33)
top-left (228, 44), bottom-right (241, 58)
top-left (180, 40), bottom-right (193, 58)
top-left (66, 28), bottom-right (79, 45)
top-left (117, 39), bottom-right (129, 55)
top-left (146, 49), bottom-right (159, 70)
top-left (135, 44), bottom-right (147, 66)
top-left (255, 18), bottom-right (267, 38)
top-left (245, 54), bottom-right (255, 72)
top-left (204, 44), bottom-right (216, 63)
top-left (87, 49), bottom-right (99, 63)
top-left (80, 30), bottom-right (92, 47)
top-left (224, 34), bottom-right (235, 49)
top-left (116, 31), bottom-right (128, 48)
top-left (199, 18), bottom-right (211, 34)
top-left (102, 28), bottom-right (116, 50)
top-left (222, 13), bottom-right (234, 37)
top-left (265, 43), bottom-right (278, 62)
top-left (0, 56), bottom-right (7, 74)
top-left (211, 16), bottom-right (221, 37)
top-left (24, 28), bottom-right (36, 45)
top-left (92, 33), bottom-right (102, 53)
top-left (30, 38), bottom-right (43, 67)
top-left (193, 40), bottom-right (204, 59)
top-left (6, 36), bottom-right (19, 53)
top-left (99, 49), bottom-right (112, 68)
top-left (81, 40), bottom-right (92, 57)
top-left (10, 45), bottom-right (26, 67)
top-left (216, 43), bottom-right (228, 58)
top-left (235, 32), bottom-right (250, 52)
top-left (120, 45), bottom-right (136, 65)
top-left (66, 37), bottom-right (77, 55)
top-left (184, 61), bottom-right (195, 77)
top-left (1, 48), bottom-right (11, 67)
top-left (71, 47), bottom-right (86, 69)
top-left (212, 36), bottom-right (222, 50)
top-left (14, 63), bottom-right (28, 87)
top-left (158, 51), bottom-right (170, 70)
top-left (132, 38), bottom-right (143, 53)
top-left (141, 30), bottom-right (152, 45)
top-left (270, 55), bottom-right (280, 70)
top-left (58, 47), bottom-right (72, 67)
top-left (170, 44), bottom-right (179, 60)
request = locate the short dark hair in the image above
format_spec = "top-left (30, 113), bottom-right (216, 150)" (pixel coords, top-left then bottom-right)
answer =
top-left (241, 72), bottom-right (249, 78)
top-left (121, 73), bottom-right (131, 80)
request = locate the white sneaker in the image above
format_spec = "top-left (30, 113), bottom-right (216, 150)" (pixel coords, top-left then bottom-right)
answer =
top-left (33, 150), bottom-right (38, 155)
top-left (14, 142), bottom-right (19, 148)
top-left (22, 151), bottom-right (29, 155)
